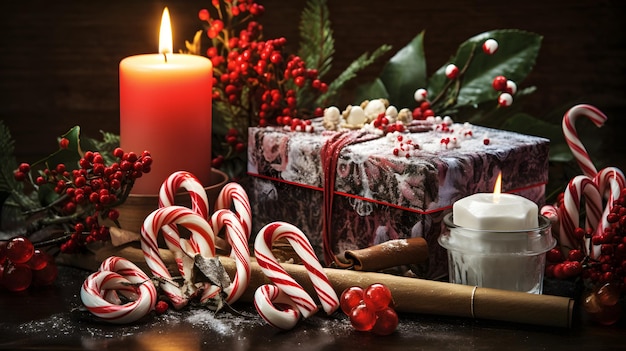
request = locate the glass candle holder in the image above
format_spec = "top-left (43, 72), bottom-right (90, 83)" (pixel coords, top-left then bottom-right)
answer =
top-left (439, 213), bottom-right (555, 294)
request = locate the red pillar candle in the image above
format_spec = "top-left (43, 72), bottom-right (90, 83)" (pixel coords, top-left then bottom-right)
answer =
top-left (120, 8), bottom-right (212, 194)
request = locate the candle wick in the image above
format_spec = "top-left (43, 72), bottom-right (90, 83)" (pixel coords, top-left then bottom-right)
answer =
top-left (163, 53), bottom-right (168, 63)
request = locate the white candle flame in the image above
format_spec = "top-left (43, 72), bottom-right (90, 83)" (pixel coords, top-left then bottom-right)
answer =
top-left (159, 7), bottom-right (173, 56)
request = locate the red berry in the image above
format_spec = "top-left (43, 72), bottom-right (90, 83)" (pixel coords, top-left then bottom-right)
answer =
top-left (155, 300), bottom-right (169, 314)
top-left (562, 261), bottom-right (583, 278)
top-left (546, 248), bottom-right (564, 263)
top-left (6, 237), bottom-right (34, 264)
top-left (59, 138), bottom-right (70, 149)
top-left (363, 283), bottom-right (393, 311)
top-left (2, 262), bottom-right (32, 292)
top-left (349, 303), bottom-right (376, 331)
top-left (371, 307), bottom-right (399, 336)
top-left (340, 286), bottom-right (364, 315)
top-left (28, 249), bottom-right (53, 270)
top-left (32, 261), bottom-right (58, 287)
top-left (492, 75), bottom-right (507, 91)
top-left (198, 9), bottom-right (209, 21)
top-left (567, 249), bottom-right (584, 262)
top-left (18, 163), bottom-right (30, 173)
top-left (13, 171), bottom-right (26, 181)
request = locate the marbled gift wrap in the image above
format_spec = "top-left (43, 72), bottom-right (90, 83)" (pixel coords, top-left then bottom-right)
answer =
top-left (247, 119), bottom-right (549, 279)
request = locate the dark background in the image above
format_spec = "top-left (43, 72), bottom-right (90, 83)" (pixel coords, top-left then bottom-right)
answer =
top-left (1, 0), bottom-right (624, 170)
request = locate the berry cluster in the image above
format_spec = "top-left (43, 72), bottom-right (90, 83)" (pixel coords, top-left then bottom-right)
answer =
top-left (212, 128), bottom-right (246, 169)
top-left (0, 237), bottom-right (58, 292)
top-left (411, 38), bottom-right (522, 117)
top-left (197, 1), bottom-right (328, 169)
top-left (585, 189), bottom-right (626, 289)
top-left (372, 113), bottom-right (406, 134)
top-left (411, 92), bottom-right (436, 121)
top-left (492, 75), bottom-right (517, 107)
top-left (13, 142), bottom-right (151, 253)
top-left (340, 283), bottom-right (399, 336)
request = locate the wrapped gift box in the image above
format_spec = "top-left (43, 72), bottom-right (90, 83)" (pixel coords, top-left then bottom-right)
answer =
top-left (247, 119), bottom-right (549, 279)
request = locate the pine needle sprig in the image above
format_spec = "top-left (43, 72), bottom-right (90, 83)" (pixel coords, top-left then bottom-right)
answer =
top-left (318, 44), bottom-right (392, 107)
top-left (298, 0), bottom-right (335, 79)
top-left (0, 120), bottom-right (37, 211)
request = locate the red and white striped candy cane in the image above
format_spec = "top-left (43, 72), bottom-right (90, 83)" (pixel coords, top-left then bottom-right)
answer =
top-left (562, 104), bottom-right (607, 178)
top-left (558, 175), bottom-right (603, 252)
top-left (215, 182), bottom-right (252, 239)
top-left (158, 171), bottom-right (212, 281)
top-left (141, 206), bottom-right (216, 309)
top-left (254, 222), bottom-right (339, 330)
top-left (81, 256), bottom-right (157, 324)
top-left (591, 167), bottom-right (626, 257)
top-left (540, 204), bottom-right (561, 241)
top-left (159, 171), bottom-right (209, 218)
top-left (206, 208), bottom-right (251, 304)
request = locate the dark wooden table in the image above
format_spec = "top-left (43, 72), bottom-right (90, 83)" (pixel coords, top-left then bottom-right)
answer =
top-left (0, 265), bottom-right (623, 351)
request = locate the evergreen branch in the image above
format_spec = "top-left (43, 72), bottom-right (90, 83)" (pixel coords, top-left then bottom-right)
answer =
top-left (298, 0), bottom-right (335, 78)
top-left (0, 120), bottom-right (18, 193)
top-left (0, 120), bottom-right (38, 210)
top-left (317, 44), bottom-right (393, 106)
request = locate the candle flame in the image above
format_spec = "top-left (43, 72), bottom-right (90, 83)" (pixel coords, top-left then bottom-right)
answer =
top-left (159, 7), bottom-right (173, 56)
top-left (492, 172), bottom-right (502, 203)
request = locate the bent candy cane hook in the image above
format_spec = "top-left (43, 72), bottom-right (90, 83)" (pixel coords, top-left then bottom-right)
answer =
top-left (254, 222), bottom-right (339, 330)
top-left (562, 104), bottom-right (607, 178)
top-left (215, 182), bottom-right (253, 239)
top-left (81, 257), bottom-right (157, 324)
top-left (159, 171), bottom-right (209, 218)
top-left (558, 175), bottom-right (603, 253)
top-left (207, 209), bottom-right (251, 304)
top-left (141, 206), bottom-right (216, 309)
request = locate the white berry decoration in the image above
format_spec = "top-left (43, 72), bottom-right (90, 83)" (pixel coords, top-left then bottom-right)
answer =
top-left (498, 92), bottom-right (513, 107)
top-left (505, 80), bottom-right (517, 95)
top-left (413, 88), bottom-right (428, 102)
top-left (482, 39), bottom-right (499, 55)
top-left (445, 64), bottom-right (459, 79)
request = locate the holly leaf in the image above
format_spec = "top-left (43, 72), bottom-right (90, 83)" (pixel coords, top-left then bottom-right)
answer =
top-left (34, 126), bottom-right (83, 172)
top-left (355, 31), bottom-right (426, 108)
top-left (354, 78), bottom-right (389, 104)
top-left (428, 29), bottom-right (542, 111)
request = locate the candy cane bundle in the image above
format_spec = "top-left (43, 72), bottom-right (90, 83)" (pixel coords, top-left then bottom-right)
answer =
top-left (144, 171), bottom-right (251, 308)
top-left (141, 205), bottom-right (216, 309)
top-left (253, 222), bottom-right (339, 329)
top-left (551, 105), bottom-right (625, 256)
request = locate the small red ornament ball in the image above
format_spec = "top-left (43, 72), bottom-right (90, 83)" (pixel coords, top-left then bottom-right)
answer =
top-left (6, 237), bottom-right (34, 264)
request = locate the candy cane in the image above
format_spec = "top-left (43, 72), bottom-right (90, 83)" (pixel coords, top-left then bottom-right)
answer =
top-left (159, 171), bottom-right (209, 218)
top-left (540, 204), bottom-right (561, 240)
top-left (207, 208), bottom-right (250, 304)
top-left (558, 175), bottom-right (603, 251)
top-left (141, 206), bottom-right (216, 309)
top-left (591, 167), bottom-right (626, 257)
top-left (254, 222), bottom-right (339, 329)
top-left (562, 104), bottom-right (607, 178)
top-left (215, 182), bottom-right (253, 239)
top-left (81, 256), bottom-right (157, 324)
